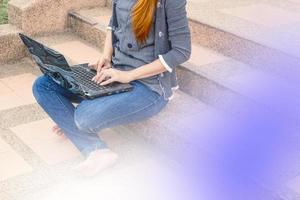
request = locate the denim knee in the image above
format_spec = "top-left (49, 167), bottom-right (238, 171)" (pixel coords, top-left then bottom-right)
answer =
top-left (32, 75), bottom-right (48, 93)
top-left (74, 110), bottom-right (93, 133)
top-left (32, 75), bottom-right (53, 101)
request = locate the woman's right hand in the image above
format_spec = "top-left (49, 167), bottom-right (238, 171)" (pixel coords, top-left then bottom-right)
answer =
top-left (90, 56), bottom-right (112, 83)
top-left (88, 57), bottom-right (112, 73)
top-left (89, 29), bottom-right (113, 82)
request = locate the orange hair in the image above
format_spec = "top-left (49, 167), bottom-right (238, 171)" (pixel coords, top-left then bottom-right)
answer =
top-left (131, 0), bottom-right (158, 44)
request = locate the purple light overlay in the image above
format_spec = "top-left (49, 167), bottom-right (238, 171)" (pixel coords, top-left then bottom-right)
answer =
top-left (165, 48), bottom-right (300, 200)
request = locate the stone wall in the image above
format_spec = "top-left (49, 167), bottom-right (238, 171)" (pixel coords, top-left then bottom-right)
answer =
top-left (0, 24), bottom-right (25, 64)
top-left (8, 0), bottom-right (107, 35)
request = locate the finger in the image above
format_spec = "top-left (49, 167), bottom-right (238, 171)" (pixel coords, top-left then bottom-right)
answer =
top-left (92, 74), bottom-right (97, 81)
top-left (60, 134), bottom-right (67, 140)
top-left (52, 126), bottom-right (59, 132)
top-left (92, 72), bottom-right (97, 81)
top-left (100, 77), bottom-right (115, 86)
top-left (96, 69), bottom-right (112, 83)
top-left (93, 73), bottom-right (105, 84)
top-left (97, 72), bottom-right (108, 84)
top-left (54, 129), bottom-right (62, 136)
top-left (88, 63), bottom-right (94, 68)
top-left (103, 60), bottom-right (112, 68)
top-left (57, 130), bottom-right (64, 136)
top-left (93, 71), bottom-right (106, 84)
top-left (55, 130), bottom-right (62, 136)
top-left (92, 71), bottom-right (103, 81)
top-left (53, 129), bottom-right (60, 135)
top-left (52, 126), bottom-right (57, 132)
top-left (96, 59), bottom-right (105, 71)
top-left (102, 65), bottom-right (110, 69)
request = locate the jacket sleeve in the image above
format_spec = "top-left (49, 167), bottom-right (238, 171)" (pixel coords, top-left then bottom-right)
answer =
top-left (159, 0), bottom-right (192, 73)
top-left (107, 15), bottom-right (113, 30)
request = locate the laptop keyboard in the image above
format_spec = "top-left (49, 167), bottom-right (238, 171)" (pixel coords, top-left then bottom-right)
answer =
top-left (72, 66), bottom-right (107, 91)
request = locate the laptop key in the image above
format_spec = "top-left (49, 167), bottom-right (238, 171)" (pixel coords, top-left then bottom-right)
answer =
top-left (71, 67), bottom-right (106, 91)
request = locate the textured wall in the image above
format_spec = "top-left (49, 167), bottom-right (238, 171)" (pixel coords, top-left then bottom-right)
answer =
top-left (8, 0), bottom-right (107, 35)
top-left (0, 24), bottom-right (25, 63)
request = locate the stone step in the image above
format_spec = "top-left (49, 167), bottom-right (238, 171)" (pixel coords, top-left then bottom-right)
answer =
top-left (66, 6), bottom-right (300, 119)
top-left (180, 44), bottom-right (300, 120)
top-left (9, 33), bottom-right (300, 200)
top-left (67, 7), bottom-right (245, 107)
top-left (0, 0), bottom-right (112, 64)
top-left (0, 60), bottom-right (206, 200)
top-left (67, 6), bottom-right (112, 49)
top-left (0, 60), bottom-right (295, 200)
top-left (8, 0), bottom-right (107, 35)
top-left (35, 31), bottom-right (103, 65)
top-left (0, 24), bottom-right (26, 63)
top-left (188, 0), bottom-right (300, 81)
top-left (28, 31), bottom-right (300, 154)
top-left (118, 89), bottom-right (229, 154)
top-left (27, 31), bottom-right (226, 153)
top-left (68, 4), bottom-right (300, 82)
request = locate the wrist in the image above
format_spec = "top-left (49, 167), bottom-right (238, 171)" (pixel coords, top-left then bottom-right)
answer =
top-left (102, 53), bottom-right (112, 61)
top-left (127, 70), bottom-right (138, 82)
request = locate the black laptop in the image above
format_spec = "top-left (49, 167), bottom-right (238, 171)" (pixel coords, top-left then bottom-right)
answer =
top-left (19, 33), bottom-right (133, 99)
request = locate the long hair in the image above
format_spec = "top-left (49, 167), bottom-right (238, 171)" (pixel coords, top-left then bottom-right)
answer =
top-left (131, 0), bottom-right (157, 44)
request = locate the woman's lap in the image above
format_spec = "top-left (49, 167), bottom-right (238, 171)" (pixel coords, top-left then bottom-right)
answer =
top-left (33, 75), bottom-right (168, 133)
top-left (74, 81), bottom-right (168, 133)
top-left (33, 74), bottom-right (84, 104)
top-left (32, 75), bottom-right (167, 155)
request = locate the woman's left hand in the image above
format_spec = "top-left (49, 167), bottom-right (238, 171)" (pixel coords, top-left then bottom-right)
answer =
top-left (92, 68), bottom-right (134, 86)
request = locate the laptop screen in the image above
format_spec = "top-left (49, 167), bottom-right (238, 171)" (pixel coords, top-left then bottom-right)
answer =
top-left (19, 33), bottom-right (72, 72)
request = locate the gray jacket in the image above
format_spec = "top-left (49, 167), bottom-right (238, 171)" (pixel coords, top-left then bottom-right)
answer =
top-left (110, 0), bottom-right (191, 100)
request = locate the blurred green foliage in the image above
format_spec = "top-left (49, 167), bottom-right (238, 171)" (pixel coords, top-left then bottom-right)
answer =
top-left (0, 0), bottom-right (8, 25)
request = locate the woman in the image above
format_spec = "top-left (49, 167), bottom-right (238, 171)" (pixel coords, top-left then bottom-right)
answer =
top-left (32, 0), bottom-right (191, 176)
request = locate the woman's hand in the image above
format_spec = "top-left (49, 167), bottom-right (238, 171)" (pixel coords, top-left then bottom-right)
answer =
top-left (88, 57), bottom-right (112, 72)
top-left (92, 68), bottom-right (134, 85)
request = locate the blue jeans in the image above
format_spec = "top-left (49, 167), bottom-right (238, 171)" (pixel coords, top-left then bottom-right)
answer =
top-left (32, 75), bottom-right (168, 157)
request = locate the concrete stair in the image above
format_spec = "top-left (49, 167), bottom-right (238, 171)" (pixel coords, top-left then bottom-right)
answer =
top-left (32, 31), bottom-right (300, 169)
top-left (72, 0), bottom-right (300, 80)
top-left (0, 24), bottom-right (25, 63)
top-left (7, 0), bottom-right (108, 35)
top-left (68, 6), bottom-right (111, 49)
top-left (1, 1), bottom-right (300, 199)
top-left (67, 7), bottom-right (248, 109)
top-left (0, 50), bottom-right (286, 200)
top-left (66, 6), bottom-right (300, 121)
top-left (0, 0), bottom-right (111, 64)
top-left (187, 0), bottom-right (300, 81)
top-left (3, 2), bottom-right (297, 153)
top-left (30, 31), bottom-right (226, 153)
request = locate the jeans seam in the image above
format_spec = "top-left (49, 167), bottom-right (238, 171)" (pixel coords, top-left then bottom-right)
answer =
top-left (92, 95), bottom-right (164, 132)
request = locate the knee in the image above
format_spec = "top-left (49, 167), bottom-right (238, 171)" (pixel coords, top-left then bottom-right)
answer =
top-left (32, 75), bottom-right (55, 103)
top-left (74, 107), bottom-right (105, 134)
top-left (74, 109), bottom-right (93, 133)
top-left (32, 75), bottom-right (50, 95)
